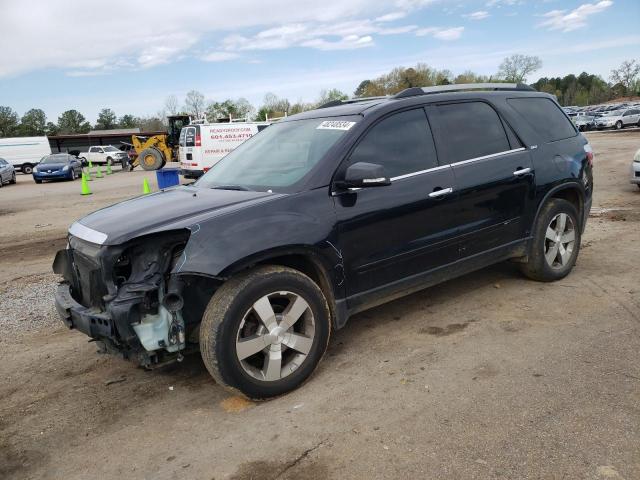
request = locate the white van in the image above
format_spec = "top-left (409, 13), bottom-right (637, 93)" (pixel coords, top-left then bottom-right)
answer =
top-left (178, 122), bottom-right (270, 178)
top-left (0, 136), bottom-right (51, 174)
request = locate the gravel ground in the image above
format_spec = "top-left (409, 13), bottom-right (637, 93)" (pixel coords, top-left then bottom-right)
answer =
top-left (0, 274), bottom-right (61, 336)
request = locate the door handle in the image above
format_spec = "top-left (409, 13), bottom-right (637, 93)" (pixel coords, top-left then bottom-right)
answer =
top-left (428, 187), bottom-right (453, 199)
top-left (513, 167), bottom-right (532, 177)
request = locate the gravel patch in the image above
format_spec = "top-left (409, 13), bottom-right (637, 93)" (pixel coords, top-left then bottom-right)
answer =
top-left (0, 273), bottom-right (61, 336)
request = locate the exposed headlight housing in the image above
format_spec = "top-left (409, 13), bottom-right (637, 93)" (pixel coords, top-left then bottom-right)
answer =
top-left (63, 165), bottom-right (70, 171)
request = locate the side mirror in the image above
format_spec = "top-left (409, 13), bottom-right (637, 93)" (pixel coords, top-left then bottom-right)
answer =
top-left (337, 162), bottom-right (391, 189)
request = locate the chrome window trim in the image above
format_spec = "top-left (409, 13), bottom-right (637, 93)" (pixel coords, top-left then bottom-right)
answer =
top-left (69, 222), bottom-right (108, 245)
top-left (448, 147), bottom-right (526, 168)
top-left (390, 164), bottom-right (449, 181)
top-left (389, 147), bottom-right (526, 182)
top-left (332, 147), bottom-right (527, 193)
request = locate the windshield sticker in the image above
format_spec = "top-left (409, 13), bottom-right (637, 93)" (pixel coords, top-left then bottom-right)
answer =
top-left (317, 121), bottom-right (356, 131)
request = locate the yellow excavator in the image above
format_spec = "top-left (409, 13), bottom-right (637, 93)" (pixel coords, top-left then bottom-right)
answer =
top-left (128, 115), bottom-right (191, 171)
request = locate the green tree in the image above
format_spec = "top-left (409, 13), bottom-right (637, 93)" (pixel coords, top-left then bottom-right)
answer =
top-left (497, 54), bottom-right (542, 83)
top-left (205, 98), bottom-right (255, 121)
top-left (0, 106), bottom-right (20, 137)
top-left (610, 59), bottom-right (640, 96)
top-left (57, 110), bottom-right (91, 134)
top-left (316, 89), bottom-right (348, 106)
top-left (354, 80), bottom-right (372, 97)
top-left (94, 108), bottom-right (118, 130)
top-left (45, 122), bottom-right (59, 136)
top-left (118, 114), bottom-right (138, 129)
top-left (18, 108), bottom-right (47, 136)
top-left (184, 90), bottom-right (206, 118)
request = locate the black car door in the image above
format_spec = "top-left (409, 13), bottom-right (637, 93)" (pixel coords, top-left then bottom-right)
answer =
top-left (429, 101), bottom-right (534, 258)
top-left (333, 108), bottom-right (459, 302)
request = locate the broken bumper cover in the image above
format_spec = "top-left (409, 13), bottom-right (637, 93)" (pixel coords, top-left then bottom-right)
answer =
top-left (54, 282), bottom-right (115, 340)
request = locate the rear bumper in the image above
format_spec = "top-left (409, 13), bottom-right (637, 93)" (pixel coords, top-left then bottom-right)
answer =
top-left (631, 163), bottom-right (640, 185)
top-left (54, 282), bottom-right (115, 339)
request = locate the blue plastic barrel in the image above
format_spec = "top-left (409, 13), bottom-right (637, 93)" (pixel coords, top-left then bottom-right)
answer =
top-left (155, 168), bottom-right (180, 189)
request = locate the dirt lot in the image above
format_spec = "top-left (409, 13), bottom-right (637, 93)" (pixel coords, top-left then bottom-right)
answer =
top-left (1, 135), bottom-right (639, 480)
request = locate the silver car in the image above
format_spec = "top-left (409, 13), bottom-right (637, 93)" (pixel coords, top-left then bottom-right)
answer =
top-left (631, 148), bottom-right (640, 190)
top-left (0, 157), bottom-right (17, 187)
top-left (595, 108), bottom-right (640, 130)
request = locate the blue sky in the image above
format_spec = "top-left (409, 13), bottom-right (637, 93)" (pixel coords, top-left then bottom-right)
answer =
top-left (0, 0), bottom-right (638, 123)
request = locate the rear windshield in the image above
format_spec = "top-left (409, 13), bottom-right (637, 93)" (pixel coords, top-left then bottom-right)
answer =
top-left (507, 97), bottom-right (576, 143)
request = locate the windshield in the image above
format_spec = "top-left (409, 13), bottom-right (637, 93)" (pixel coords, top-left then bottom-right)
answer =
top-left (41, 154), bottom-right (68, 164)
top-left (103, 146), bottom-right (119, 152)
top-left (196, 117), bottom-right (356, 191)
top-left (603, 110), bottom-right (622, 117)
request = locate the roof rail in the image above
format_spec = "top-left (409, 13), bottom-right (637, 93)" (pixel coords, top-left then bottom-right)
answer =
top-left (318, 96), bottom-right (389, 109)
top-left (394, 83), bottom-right (535, 99)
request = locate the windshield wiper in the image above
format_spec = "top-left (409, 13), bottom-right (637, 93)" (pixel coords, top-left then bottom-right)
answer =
top-left (211, 184), bottom-right (252, 191)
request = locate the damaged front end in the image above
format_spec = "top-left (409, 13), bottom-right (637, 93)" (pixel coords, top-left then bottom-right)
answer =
top-left (53, 228), bottom-right (193, 367)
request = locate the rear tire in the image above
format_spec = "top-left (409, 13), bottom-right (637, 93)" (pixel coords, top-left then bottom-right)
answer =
top-left (22, 164), bottom-right (33, 175)
top-left (138, 148), bottom-right (165, 171)
top-left (199, 265), bottom-right (331, 399)
top-left (520, 199), bottom-right (581, 282)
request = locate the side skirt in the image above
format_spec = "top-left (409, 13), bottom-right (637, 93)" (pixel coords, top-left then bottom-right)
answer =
top-left (339, 238), bottom-right (529, 324)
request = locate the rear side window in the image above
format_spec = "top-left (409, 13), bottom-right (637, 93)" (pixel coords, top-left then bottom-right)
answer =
top-left (349, 108), bottom-right (438, 178)
top-left (179, 128), bottom-right (186, 147)
top-left (507, 97), bottom-right (576, 143)
top-left (184, 127), bottom-right (196, 147)
top-left (435, 102), bottom-right (510, 163)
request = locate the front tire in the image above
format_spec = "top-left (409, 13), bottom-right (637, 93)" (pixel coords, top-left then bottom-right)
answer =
top-left (520, 199), bottom-right (581, 282)
top-left (615, 120), bottom-right (623, 130)
top-left (34, 179), bottom-right (42, 184)
top-left (10, 172), bottom-right (16, 184)
top-left (200, 265), bottom-right (331, 399)
top-left (138, 148), bottom-right (165, 171)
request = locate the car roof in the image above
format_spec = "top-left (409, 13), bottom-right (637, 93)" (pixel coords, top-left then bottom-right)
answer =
top-left (284, 84), bottom-right (550, 121)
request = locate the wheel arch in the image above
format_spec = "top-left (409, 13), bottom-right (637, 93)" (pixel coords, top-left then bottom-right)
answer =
top-left (179, 246), bottom-right (343, 330)
top-left (533, 182), bottom-right (585, 232)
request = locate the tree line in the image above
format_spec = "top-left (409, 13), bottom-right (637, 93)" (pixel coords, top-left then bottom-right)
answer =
top-left (1, 55), bottom-right (638, 138)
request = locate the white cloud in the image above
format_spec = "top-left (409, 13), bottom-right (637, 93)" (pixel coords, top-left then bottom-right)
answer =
top-left (486, 0), bottom-right (520, 7)
top-left (375, 11), bottom-right (407, 22)
top-left (0, 0), bottom-right (446, 78)
top-left (539, 1), bottom-right (613, 32)
top-left (465, 11), bottom-right (490, 20)
top-left (415, 26), bottom-right (464, 40)
top-left (201, 52), bottom-right (241, 62)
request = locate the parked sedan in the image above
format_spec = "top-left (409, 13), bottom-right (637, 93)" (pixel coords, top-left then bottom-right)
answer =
top-left (574, 115), bottom-right (597, 132)
top-left (0, 157), bottom-right (17, 187)
top-left (33, 154), bottom-right (83, 183)
top-left (595, 108), bottom-right (640, 130)
top-left (631, 148), bottom-right (640, 190)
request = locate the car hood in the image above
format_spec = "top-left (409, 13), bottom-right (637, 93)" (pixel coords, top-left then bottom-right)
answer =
top-left (70, 185), bottom-right (284, 245)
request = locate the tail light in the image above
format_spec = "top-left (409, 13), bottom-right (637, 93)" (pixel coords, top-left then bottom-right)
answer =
top-left (195, 133), bottom-right (201, 146)
top-left (584, 144), bottom-right (593, 167)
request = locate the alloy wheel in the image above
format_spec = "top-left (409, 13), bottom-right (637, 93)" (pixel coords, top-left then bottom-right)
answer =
top-left (544, 213), bottom-right (575, 269)
top-left (235, 291), bottom-right (315, 382)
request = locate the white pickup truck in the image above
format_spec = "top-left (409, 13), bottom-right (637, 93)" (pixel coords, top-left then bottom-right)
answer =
top-left (80, 145), bottom-right (128, 165)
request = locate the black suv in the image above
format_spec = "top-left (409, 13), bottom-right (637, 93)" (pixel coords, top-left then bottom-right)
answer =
top-left (54, 83), bottom-right (593, 399)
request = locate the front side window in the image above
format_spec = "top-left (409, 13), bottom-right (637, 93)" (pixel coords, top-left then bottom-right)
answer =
top-left (196, 117), bottom-right (354, 191)
top-left (349, 108), bottom-right (438, 178)
top-left (435, 102), bottom-right (510, 164)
